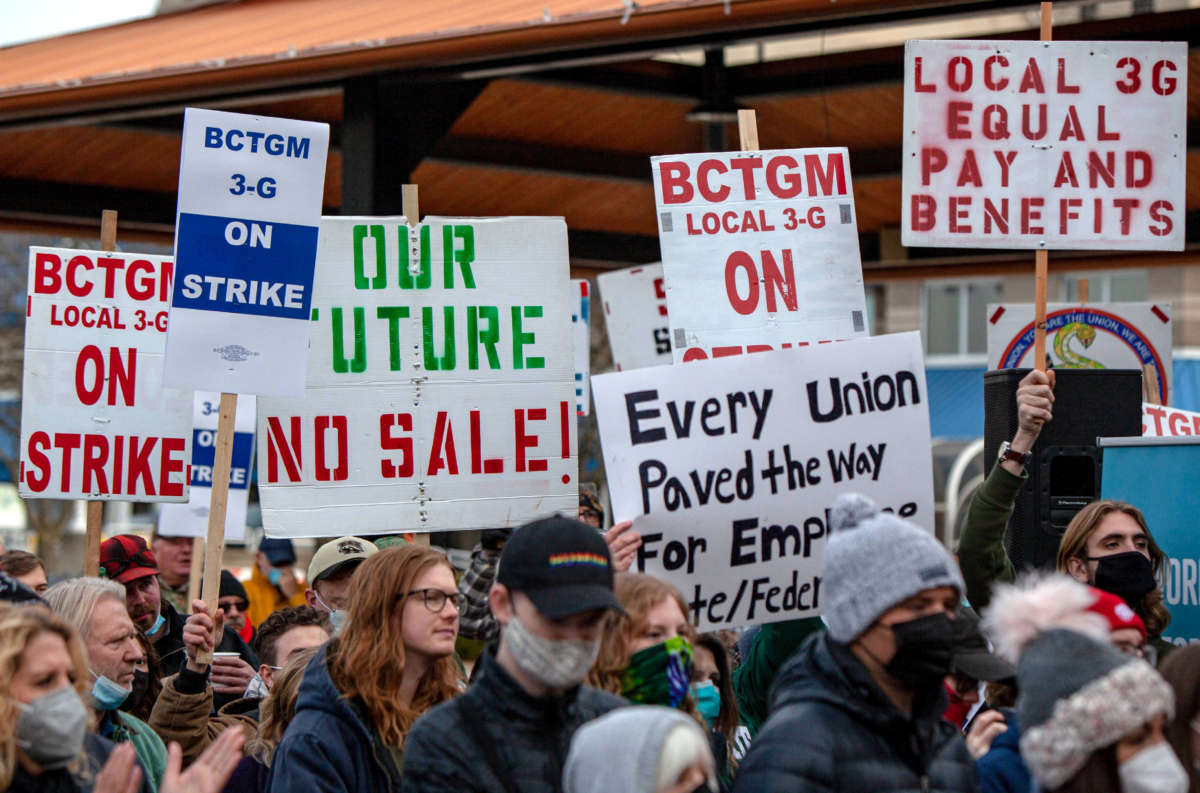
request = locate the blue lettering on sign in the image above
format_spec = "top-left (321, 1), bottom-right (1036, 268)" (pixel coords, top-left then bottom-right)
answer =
top-left (204, 126), bottom-right (310, 159)
top-left (173, 213), bottom-right (317, 320)
top-left (190, 430), bottom-right (253, 489)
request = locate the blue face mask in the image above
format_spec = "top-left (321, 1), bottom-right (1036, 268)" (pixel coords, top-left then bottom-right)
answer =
top-left (691, 681), bottom-right (721, 726)
top-left (268, 567), bottom-right (283, 587)
top-left (90, 672), bottom-right (131, 711)
top-left (148, 611), bottom-right (165, 636)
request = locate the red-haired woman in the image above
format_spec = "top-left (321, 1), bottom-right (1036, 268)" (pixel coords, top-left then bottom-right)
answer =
top-left (267, 545), bottom-right (464, 793)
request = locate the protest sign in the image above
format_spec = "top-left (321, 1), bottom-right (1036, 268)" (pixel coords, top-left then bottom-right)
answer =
top-left (596, 263), bottom-right (672, 371)
top-left (592, 331), bottom-right (934, 629)
top-left (1100, 436), bottom-right (1200, 645)
top-left (257, 216), bottom-right (577, 537)
top-left (987, 302), bottom-right (1172, 403)
top-left (1143, 403), bottom-right (1200, 437)
top-left (572, 279), bottom-right (591, 416)
top-left (164, 108), bottom-right (330, 396)
top-left (650, 148), bottom-right (868, 362)
top-left (19, 247), bottom-right (192, 501)
top-left (902, 40), bottom-right (1187, 250)
top-left (157, 392), bottom-right (256, 541)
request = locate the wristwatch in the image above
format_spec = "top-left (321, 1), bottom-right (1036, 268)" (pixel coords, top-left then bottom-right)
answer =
top-left (998, 441), bottom-right (1033, 470)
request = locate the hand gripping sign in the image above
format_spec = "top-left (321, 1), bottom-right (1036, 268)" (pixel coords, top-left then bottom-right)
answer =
top-left (20, 247), bottom-right (192, 501)
top-left (902, 40), bottom-right (1187, 250)
top-left (596, 263), bottom-right (673, 372)
top-left (157, 392), bottom-right (256, 541)
top-left (256, 216), bottom-right (577, 537)
top-left (592, 331), bottom-right (934, 629)
top-left (651, 148), bottom-right (869, 363)
top-left (164, 108), bottom-right (330, 396)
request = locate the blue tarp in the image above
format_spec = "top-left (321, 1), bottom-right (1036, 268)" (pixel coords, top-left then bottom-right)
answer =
top-left (927, 359), bottom-right (1200, 439)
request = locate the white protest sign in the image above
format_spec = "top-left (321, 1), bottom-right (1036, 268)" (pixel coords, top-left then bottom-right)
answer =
top-left (572, 279), bottom-right (592, 416)
top-left (1143, 403), bottom-right (1200, 437)
top-left (257, 216), bottom-right (577, 537)
top-left (164, 108), bottom-right (330, 396)
top-left (596, 263), bottom-right (672, 371)
top-left (651, 148), bottom-right (868, 363)
top-left (592, 331), bottom-right (934, 629)
top-left (902, 40), bottom-right (1187, 250)
top-left (19, 247), bottom-right (192, 501)
top-left (157, 392), bottom-right (256, 540)
top-left (986, 302), bottom-right (1172, 403)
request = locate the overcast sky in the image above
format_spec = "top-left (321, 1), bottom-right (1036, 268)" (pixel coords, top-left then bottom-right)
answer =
top-left (0, 0), bottom-right (157, 47)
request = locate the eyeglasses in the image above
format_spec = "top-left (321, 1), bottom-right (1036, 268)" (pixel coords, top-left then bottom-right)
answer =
top-left (218, 599), bottom-right (249, 613)
top-left (403, 588), bottom-right (467, 613)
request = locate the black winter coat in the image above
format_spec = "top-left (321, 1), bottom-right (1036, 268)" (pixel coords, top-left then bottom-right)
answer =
top-left (401, 647), bottom-right (625, 793)
top-left (732, 632), bottom-right (979, 793)
top-left (8, 733), bottom-right (153, 793)
top-left (266, 647), bottom-right (402, 793)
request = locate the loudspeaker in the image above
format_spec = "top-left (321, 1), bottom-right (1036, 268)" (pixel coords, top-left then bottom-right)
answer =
top-left (983, 368), bottom-right (1143, 571)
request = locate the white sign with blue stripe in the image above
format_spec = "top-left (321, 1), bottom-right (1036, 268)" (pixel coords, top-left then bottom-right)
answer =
top-left (164, 108), bottom-right (330, 396)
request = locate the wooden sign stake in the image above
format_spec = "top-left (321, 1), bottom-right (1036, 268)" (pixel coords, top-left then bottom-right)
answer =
top-left (737, 109), bottom-right (759, 151)
top-left (1033, 2), bottom-right (1053, 373)
top-left (1143, 364), bottom-right (1163, 406)
top-left (402, 184), bottom-right (432, 548)
top-left (196, 392), bottom-right (237, 665)
top-left (187, 536), bottom-right (203, 606)
top-left (84, 209), bottom-right (120, 577)
top-left (1078, 277), bottom-right (1089, 304)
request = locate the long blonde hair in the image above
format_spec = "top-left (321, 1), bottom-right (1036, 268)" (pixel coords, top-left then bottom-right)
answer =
top-left (324, 546), bottom-right (463, 749)
top-left (245, 646), bottom-right (318, 767)
top-left (0, 605), bottom-right (95, 788)
top-left (588, 573), bottom-right (696, 695)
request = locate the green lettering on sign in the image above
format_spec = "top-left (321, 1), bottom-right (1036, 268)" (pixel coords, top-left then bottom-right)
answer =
top-left (511, 305), bottom-right (544, 369)
top-left (376, 306), bottom-right (410, 371)
top-left (467, 305), bottom-right (501, 370)
top-left (353, 225), bottom-right (386, 289)
top-left (443, 225), bottom-right (476, 289)
top-left (331, 306), bottom-right (367, 373)
top-left (400, 226), bottom-right (431, 290)
top-left (422, 306), bottom-right (456, 371)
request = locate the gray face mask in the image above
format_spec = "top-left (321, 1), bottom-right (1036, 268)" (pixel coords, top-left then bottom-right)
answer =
top-left (14, 685), bottom-right (88, 769)
top-left (503, 613), bottom-right (600, 691)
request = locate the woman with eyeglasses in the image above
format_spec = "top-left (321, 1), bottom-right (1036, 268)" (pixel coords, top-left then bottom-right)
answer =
top-left (267, 545), bottom-right (465, 793)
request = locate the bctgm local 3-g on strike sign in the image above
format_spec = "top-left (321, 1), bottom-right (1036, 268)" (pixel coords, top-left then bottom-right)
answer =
top-left (20, 248), bottom-right (192, 501)
top-left (902, 40), bottom-right (1187, 250)
top-left (164, 108), bottom-right (330, 396)
top-left (592, 331), bottom-right (934, 629)
top-left (257, 216), bottom-right (577, 537)
top-left (651, 149), bottom-right (869, 362)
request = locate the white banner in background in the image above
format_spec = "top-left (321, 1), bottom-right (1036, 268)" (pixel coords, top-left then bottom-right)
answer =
top-left (596, 263), bottom-right (673, 372)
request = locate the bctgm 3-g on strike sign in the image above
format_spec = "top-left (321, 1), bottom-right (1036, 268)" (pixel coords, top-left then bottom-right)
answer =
top-left (164, 108), bottom-right (330, 396)
top-left (902, 40), bottom-right (1187, 250)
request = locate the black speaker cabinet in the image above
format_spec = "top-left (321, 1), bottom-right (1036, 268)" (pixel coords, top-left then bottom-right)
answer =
top-left (982, 369), bottom-right (1143, 571)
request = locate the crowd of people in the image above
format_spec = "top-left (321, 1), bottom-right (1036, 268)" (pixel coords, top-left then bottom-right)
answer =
top-left (0, 368), bottom-right (1198, 793)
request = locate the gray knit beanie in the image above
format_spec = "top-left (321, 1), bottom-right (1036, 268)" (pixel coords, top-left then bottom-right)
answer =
top-left (1016, 629), bottom-right (1174, 790)
top-left (821, 493), bottom-right (963, 642)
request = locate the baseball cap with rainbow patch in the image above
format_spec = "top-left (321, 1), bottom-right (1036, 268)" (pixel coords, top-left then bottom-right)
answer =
top-left (497, 515), bottom-right (621, 619)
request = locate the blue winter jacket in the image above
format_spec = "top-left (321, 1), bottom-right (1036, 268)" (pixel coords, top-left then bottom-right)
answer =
top-left (975, 711), bottom-right (1033, 793)
top-left (266, 646), bottom-right (402, 793)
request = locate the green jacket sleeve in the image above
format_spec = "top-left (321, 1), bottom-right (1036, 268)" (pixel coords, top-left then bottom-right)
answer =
top-left (957, 464), bottom-right (1026, 612)
top-left (732, 617), bottom-right (823, 736)
top-left (116, 711), bottom-right (167, 793)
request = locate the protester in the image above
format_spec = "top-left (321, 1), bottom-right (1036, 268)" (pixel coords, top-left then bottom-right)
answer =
top-left (732, 493), bottom-right (976, 793)
top-left (249, 605), bottom-right (331, 696)
top-left (578, 489), bottom-right (604, 529)
top-left (219, 570), bottom-right (255, 645)
top-left (692, 633), bottom-right (740, 786)
top-left (124, 628), bottom-right (163, 724)
top-left (957, 368), bottom-right (1173, 657)
top-left (986, 574), bottom-right (1184, 793)
top-left (1155, 646), bottom-right (1200, 793)
top-left (563, 706), bottom-right (718, 793)
top-left (943, 605), bottom-right (1015, 731)
top-left (100, 535), bottom-right (258, 706)
top-left (268, 545), bottom-right (463, 792)
top-left (227, 646), bottom-right (320, 793)
top-left (44, 577), bottom-right (168, 791)
top-left (0, 570), bottom-right (43, 606)
top-left (457, 518), bottom-right (642, 643)
top-left (403, 515), bottom-right (625, 792)
top-left (245, 538), bottom-right (307, 630)
top-left (151, 533), bottom-right (194, 614)
top-left (303, 535), bottom-right (377, 631)
top-left (0, 550), bottom-right (48, 595)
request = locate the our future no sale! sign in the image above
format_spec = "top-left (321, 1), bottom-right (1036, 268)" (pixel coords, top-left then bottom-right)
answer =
top-left (902, 40), bottom-right (1187, 250)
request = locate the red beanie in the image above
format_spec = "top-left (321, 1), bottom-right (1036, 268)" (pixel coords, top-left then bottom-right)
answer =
top-left (1086, 587), bottom-right (1146, 642)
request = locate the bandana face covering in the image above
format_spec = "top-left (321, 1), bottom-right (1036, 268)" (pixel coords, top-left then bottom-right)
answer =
top-left (621, 636), bottom-right (693, 708)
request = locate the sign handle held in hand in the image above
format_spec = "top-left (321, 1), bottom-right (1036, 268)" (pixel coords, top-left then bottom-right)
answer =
top-left (187, 536), bottom-right (203, 606)
top-left (1033, 2), bottom-right (1053, 373)
top-left (401, 183), bottom-right (433, 548)
top-left (196, 392), bottom-right (237, 666)
top-left (84, 209), bottom-right (120, 577)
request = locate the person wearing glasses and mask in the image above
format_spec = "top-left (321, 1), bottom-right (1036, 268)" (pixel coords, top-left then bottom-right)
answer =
top-left (303, 536), bottom-right (378, 634)
top-left (268, 545), bottom-right (464, 793)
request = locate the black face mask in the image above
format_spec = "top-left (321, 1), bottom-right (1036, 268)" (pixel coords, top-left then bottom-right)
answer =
top-left (1090, 551), bottom-right (1157, 607)
top-left (885, 612), bottom-right (957, 689)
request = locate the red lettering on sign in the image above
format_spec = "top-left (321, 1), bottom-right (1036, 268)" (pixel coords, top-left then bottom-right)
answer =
top-left (559, 400), bottom-right (571, 460)
top-left (949, 196), bottom-right (972, 233)
top-left (696, 159), bottom-right (730, 202)
top-left (24, 432), bottom-right (52, 491)
top-left (913, 57), bottom-right (936, 92)
top-left (34, 253), bottom-right (62, 294)
top-left (315, 415), bottom-right (348, 481)
top-left (1149, 200), bottom-right (1174, 237)
top-left (803, 153), bottom-right (846, 196)
top-left (1058, 105), bottom-right (1085, 140)
top-left (947, 101), bottom-right (972, 139)
top-left (921, 147), bottom-right (947, 186)
top-left (1114, 198), bottom-right (1139, 235)
top-left (1020, 198), bottom-right (1045, 235)
top-left (159, 437), bottom-right (185, 497)
top-left (1019, 58), bottom-right (1046, 93)
top-left (82, 435), bottom-right (108, 493)
top-left (947, 56), bottom-right (973, 91)
top-left (659, 161), bottom-right (693, 204)
top-left (956, 150), bottom-right (982, 187)
top-left (427, 412), bottom-right (459, 476)
top-left (266, 417), bottom-right (303, 483)
top-left (994, 151), bottom-right (1017, 187)
top-left (729, 157), bottom-right (762, 200)
top-left (126, 436), bottom-right (157, 495)
top-left (1152, 59), bottom-right (1178, 95)
top-left (380, 413), bottom-right (415, 478)
top-left (515, 408), bottom-right (547, 473)
top-left (766, 155), bottom-right (803, 198)
top-left (1053, 152), bottom-right (1079, 188)
top-left (469, 410), bottom-right (504, 474)
top-left (984, 199), bottom-right (1009, 234)
top-left (725, 252), bottom-right (758, 315)
top-left (984, 55), bottom-right (1009, 90)
top-left (1059, 198), bottom-right (1082, 235)
top-left (1023, 104), bottom-right (1047, 139)
top-left (67, 255), bottom-right (93, 297)
top-left (1056, 58), bottom-right (1080, 94)
top-left (911, 195), bottom-right (936, 232)
top-left (1127, 151), bottom-right (1152, 188)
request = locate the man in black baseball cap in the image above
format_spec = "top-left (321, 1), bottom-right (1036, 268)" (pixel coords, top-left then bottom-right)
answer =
top-left (403, 515), bottom-right (625, 793)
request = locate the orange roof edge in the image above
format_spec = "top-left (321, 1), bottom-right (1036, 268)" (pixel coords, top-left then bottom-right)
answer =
top-left (0, 0), bottom-right (907, 122)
